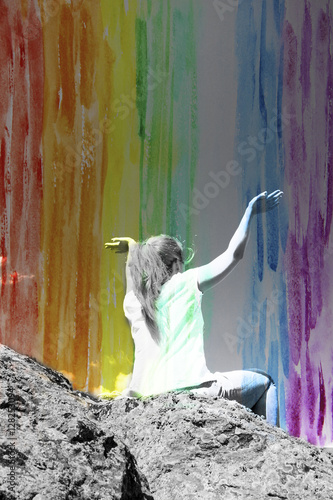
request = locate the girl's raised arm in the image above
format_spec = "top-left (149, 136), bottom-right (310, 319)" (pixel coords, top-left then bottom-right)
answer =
top-left (105, 237), bottom-right (136, 294)
top-left (197, 190), bottom-right (283, 293)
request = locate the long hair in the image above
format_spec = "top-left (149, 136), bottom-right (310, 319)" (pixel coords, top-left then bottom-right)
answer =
top-left (129, 235), bottom-right (187, 343)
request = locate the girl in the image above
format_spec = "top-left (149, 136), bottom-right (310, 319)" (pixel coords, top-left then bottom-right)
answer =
top-left (106, 190), bottom-right (283, 425)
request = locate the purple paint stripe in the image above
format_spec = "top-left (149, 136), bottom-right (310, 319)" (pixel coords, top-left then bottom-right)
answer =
top-left (306, 192), bottom-right (323, 330)
top-left (286, 365), bottom-right (302, 438)
top-left (283, 3), bottom-right (333, 445)
top-left (305, 346), bottom-right (316, 428)
top-left (284, 233), bottom-right (303, 366)
top-left (300, 1), bottom-right (312, 103)
top-left (317, 363), bottom-right (326, 438)
top-left (331, 386), bottom-right (333, 442)
top-left (301, 245), bottom-right (311, 343)
top-left (282, 16), bottom-right (305, 440)
top-left (324, 23), bottom-right (333, 244)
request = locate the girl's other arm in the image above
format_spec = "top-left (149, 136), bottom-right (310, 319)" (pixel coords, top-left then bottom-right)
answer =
top-left (197, 190), bottom-right (283, 293)
top-left (125, 246), bottom-right (135, 294)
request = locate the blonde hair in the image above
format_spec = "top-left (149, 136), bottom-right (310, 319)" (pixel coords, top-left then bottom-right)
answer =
top-left (129, 235), bottom-right (186, 342)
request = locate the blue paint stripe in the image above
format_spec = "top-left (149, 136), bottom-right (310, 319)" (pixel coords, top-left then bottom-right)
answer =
top-left (235, 0), bottom-right (288, 429)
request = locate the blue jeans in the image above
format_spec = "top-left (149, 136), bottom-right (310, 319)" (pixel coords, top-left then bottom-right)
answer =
top-left (189, 369), bottom-right (279, 426)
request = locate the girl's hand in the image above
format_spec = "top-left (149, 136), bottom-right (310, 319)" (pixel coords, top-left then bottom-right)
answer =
top-left (249, 190), bottom-right (283, 215)
top-left (104, 237), bottom-right (136, 253)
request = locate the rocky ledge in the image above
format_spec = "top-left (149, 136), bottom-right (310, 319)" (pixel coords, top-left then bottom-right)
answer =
top-left (0, 344), bottom-right (332, 499)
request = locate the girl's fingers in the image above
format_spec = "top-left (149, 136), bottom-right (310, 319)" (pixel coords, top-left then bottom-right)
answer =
top-left (267, 190), bottom-right (282, 200)
top-left (250, 189), bottom-right (282, 213)
top-left (264, 191), bottom-right (283, 211)
top-left (269, 189), bottom-right (281, 196)
top-left (266, 192), bottom-right (283, 205)
top-left (105, 241), bottom-right (120, 248)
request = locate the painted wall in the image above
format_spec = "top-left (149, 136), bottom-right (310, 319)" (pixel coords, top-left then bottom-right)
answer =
top-left (0, 0), bottom-right (332, 446)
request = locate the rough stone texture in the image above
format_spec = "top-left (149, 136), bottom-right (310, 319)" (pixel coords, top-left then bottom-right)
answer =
top-left (96, 396), bottom-right (333, 500)
top-left (0, 345), bottom-right (152, 500)
top-left (1, 344), bottom-right (333, 500)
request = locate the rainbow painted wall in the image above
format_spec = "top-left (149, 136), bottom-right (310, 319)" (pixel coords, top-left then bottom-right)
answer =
top-left (0, 0), bottom-right (332, 447)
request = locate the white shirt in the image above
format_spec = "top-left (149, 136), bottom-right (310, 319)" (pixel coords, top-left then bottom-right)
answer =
top-left (123, 268), bottom-right (214, 396)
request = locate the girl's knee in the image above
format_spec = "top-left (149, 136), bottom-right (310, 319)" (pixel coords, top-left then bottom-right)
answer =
top-left (267, 374), bottom-right (276, 389)
top-left (245, 368), bottom-right (275, 388)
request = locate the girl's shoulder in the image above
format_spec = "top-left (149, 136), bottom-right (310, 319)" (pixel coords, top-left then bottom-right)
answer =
top-left (160, 267), bottom-right (201, 297)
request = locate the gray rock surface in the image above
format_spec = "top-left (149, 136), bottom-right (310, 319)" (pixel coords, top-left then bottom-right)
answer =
top-left (0, 345), bottom-right (152, 500)
top-left (1, 344), bottom-right (333, 499)
top-left (99, 396), bottom-right (333, 500)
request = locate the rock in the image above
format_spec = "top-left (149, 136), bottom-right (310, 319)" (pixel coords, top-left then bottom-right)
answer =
top-left (0, 345), bottom-right (153, 500)
top-left (1, 344), bottom-right (333, 500)
top-left (95, 395), bottom-right (333, 500)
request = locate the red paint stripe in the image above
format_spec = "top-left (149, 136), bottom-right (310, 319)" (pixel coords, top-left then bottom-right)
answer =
top-left (0, 3), bottom-right (44, 355)
top-left (0, 3), bottom-right (11, 305)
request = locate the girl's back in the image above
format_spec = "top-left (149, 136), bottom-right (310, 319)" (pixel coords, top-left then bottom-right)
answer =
top-left (124, 267), bottom-right (213, 396)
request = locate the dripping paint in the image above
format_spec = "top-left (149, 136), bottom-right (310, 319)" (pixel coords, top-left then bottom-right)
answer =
top-left (0, 0), bottom-right (332, 446)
